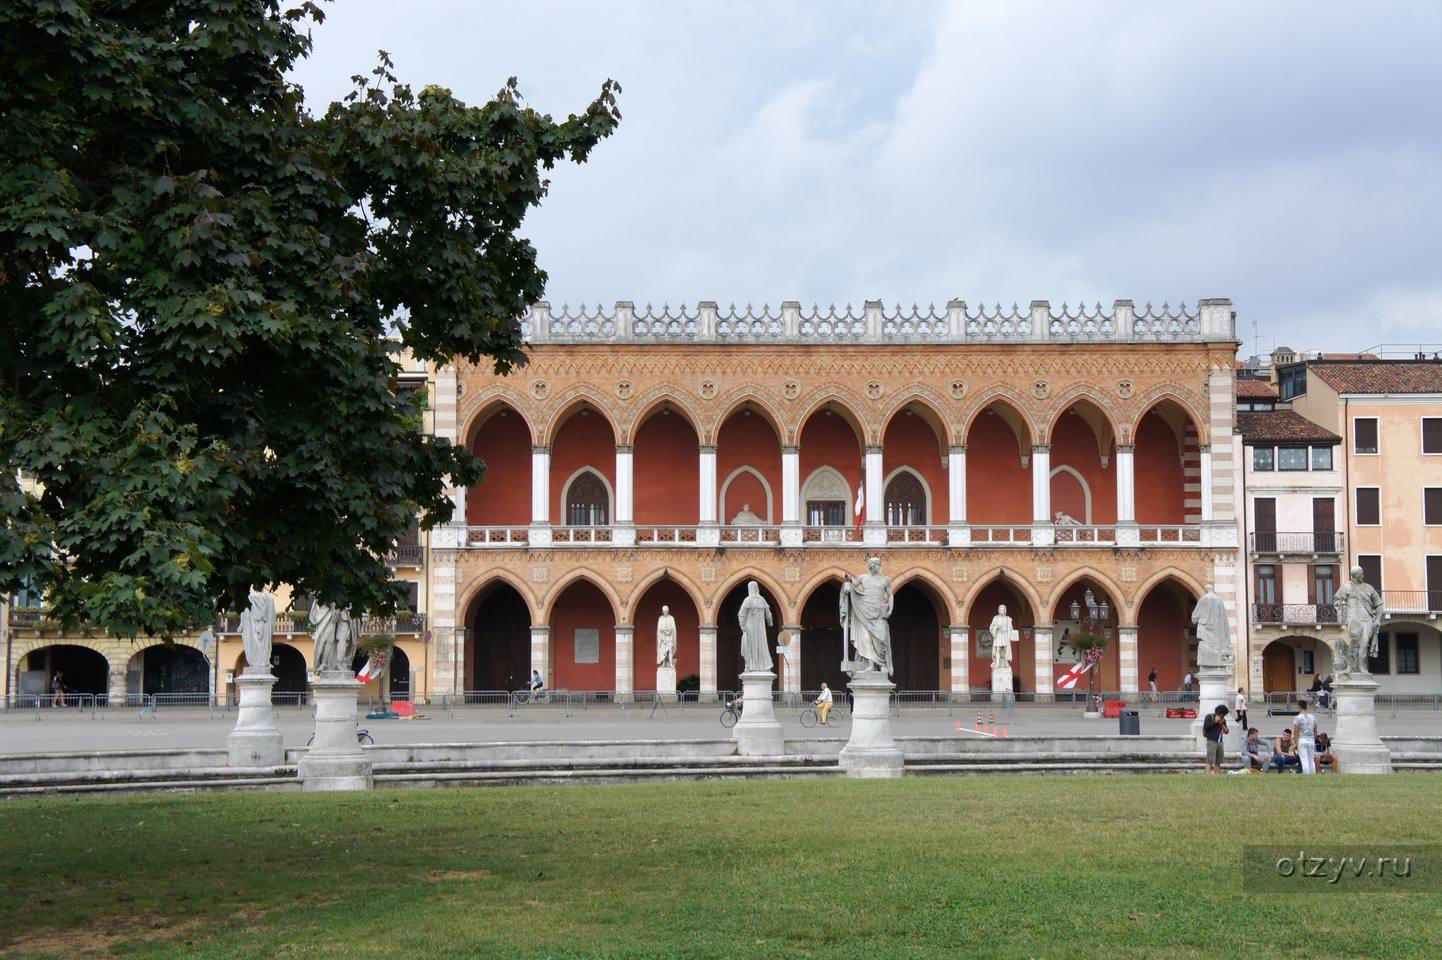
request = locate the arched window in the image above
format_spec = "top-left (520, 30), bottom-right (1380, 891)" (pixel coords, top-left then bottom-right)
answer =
top-left (566, 472), bottom-right (609, 526)
top-left (885, 472), bottom-right (926, 526)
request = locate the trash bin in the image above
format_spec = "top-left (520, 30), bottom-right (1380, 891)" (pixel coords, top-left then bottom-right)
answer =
top-left (1119, 708), bottom-right (1140, 736)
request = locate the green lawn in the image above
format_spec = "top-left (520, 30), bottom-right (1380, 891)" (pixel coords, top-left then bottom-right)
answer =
top-left (2, 776), bottom-right (1440, 959)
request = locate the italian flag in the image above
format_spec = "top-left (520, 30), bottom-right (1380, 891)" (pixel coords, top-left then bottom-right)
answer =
top-left (1056, 660), bottom-right (1093, 689)
top-left (356, 659), bottom-right (381, 683)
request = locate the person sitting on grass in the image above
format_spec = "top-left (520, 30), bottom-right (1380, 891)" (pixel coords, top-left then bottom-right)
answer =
top-left (1235, 728), bottom-right (1270, 773)
top-left (1202, 705), bottom-right (1230, 773)
top-left (1271, 729), bottom-right (1301, 773)
top-left (815, 683), bottom-right (833, 724)
top-left (1315, 732), bottom-right (1339, 773)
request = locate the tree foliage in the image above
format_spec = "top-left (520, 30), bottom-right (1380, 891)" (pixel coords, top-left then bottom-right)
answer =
top-left (0, 0), bottom-right (620, 637)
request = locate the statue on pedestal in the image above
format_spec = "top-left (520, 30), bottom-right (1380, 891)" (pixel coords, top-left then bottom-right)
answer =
top-left (841, 557), bottom-right (893, 675)
top-left (1332, 566), bottom-right (1383, 678)
top-left (311, 601), bottom-right (359, 674)
top-left (738, 582), bottom-right (773, 673)
top-left (989, 605), bottom-right (1015, 671)
top-left (239, 588), bottom-right (275, 674)
top-left (656, 605), bottom-right (677, 670)
top-left (1192, 584), bottom-right (1234, 668)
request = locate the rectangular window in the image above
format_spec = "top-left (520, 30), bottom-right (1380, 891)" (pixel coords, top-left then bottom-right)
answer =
top-left (1424, 418), bottom-right (1442, 454)
top-left (1302, 650), bottom-right (1315, 675)
top-left (1278, 447), bottom-right (1308, 471)
top-left (1255, 564), bottom-right (1278, 605)
top-left (1357, 555), bottom-right (1383, 591)
top-left (1311, 446), bottom-right (1333, 470)
top-left (1355, 487), bottom-right (1381, 526)
top-left (1428, 556), bottom-right (1442, 612)
top-left (1425, 488), bottom-right (1442, 526)
top-left (403, 581), bottom-right (420, 612)
top-left (1310, 565), bottom-right (1336, 605)
top-left (1354, 418), bottom-right (1378, 454)
top-left (1254, 498), bottom-right (1276, 552)
top-left (807, 500), bottom-right (845, 526)
top-left (1312, 498), bottom-right (1336, 552)
top-left (1367, 634), bottom-right (1390, 675)
top-left (573, 628), bottom-right (600, 664)
top-left (1395, 633), bottom-right (1420, 674)
top-left (1252, 446), bottom-right (1274, 471)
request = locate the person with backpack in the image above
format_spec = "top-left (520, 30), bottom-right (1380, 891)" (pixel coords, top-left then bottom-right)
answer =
top-left (1202, 704), bottom-right (1230, 773)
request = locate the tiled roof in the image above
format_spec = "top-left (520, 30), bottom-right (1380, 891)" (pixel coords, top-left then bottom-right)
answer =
top-left (1307, 361), bottom-right (1442, 394)
top-left (1235, 379), bottom-right (1277, 399)
top-left (1236, 411), bottom-right (1341, 444)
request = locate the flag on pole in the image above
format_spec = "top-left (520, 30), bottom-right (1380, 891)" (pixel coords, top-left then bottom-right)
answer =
top-left (854, 480), bottom-right (865, 531)
top-left (1056, 660), bottom-right (1093, 689)
top-left (356, 659), bottom-right (380, 684)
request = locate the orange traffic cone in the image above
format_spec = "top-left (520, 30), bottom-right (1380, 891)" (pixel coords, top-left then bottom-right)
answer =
top-left (974, 711), bottom-right (982, 731)
top-left (956, 720), bottom-right (962, 731)
top-left (1001, 728), bottom-right (1008, 737)
top-left (988, 710), bottom-right (995, 725)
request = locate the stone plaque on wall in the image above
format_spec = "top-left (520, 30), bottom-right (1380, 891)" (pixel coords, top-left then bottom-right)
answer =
top-left (574, 628), bottom-right (600, 664)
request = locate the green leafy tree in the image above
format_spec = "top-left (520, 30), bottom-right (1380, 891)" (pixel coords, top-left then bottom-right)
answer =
top-left (0, 1), bottom-right (620, 638)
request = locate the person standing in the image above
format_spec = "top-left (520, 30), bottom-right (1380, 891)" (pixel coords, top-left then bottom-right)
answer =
top-left (1147, 667), bottom-right (1158, 702)
top-left (1235, 687), bottom-right (1248, 732)
top-left (1202, 705), bottom-right (1230, 773)
top-left (1182, 672), bottom-right (1194, 701)
top-left (1293, 699), bottom-right (1318, 774)
top-left (50, 670), bottom-right (65, 707)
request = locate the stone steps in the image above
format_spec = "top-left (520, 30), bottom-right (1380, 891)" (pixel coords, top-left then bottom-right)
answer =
top-left (0, 767), bottom-right (298, 797)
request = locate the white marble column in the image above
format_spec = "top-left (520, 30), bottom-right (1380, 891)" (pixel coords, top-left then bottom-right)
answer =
top-left (529, 625), bottom-right (551, 690)
top-left (1198, 445), bottom-right (1214, 522)
top-left (1115, 444), bottom-right (1136, 523)
top-left (614, 624), bottom-right (634, 701)
top-left (529, 445), bottom-right (552, 547)
top-left (698, 624), bottom-right (718, 696)
top-left (1033, 625), bottom-right (1054, 703)
top-left (1117, 625), bottom-right (1139, 694)
top-left (949, 625), bottom-right (969, 694)
top-left (947, 445), bottom-right (969, 547)
top-left (1031, 445), bottom-right (1053, 546)
top-left (781, 444), bottom-right (801, 546)
top-left (698, 444), bottom-right (718, 524)
top-left (614, 445), bottom-right (635, 546)
top-left (781, 624), bottom-right (802, 694)
top-left (864, 446), bottom-right (884, 523)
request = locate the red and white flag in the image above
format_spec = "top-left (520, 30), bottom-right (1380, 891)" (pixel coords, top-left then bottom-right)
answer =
top-left (356, 659), bottom-right (380, 684)
top-left (1056, 660), bottom-right (1093, 689)
top-left (854, 481), bottom-right (865, 531)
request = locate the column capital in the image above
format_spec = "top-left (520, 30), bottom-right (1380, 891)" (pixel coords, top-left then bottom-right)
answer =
top-left (528, 625), bottom-right (552, 637)
top-left (615, 444), bottom-right (634, 455)
top-left (1031, 444), bottom-right (1051, 454)
top-left (531, 444), bottom-right (551, 455)
top-left (864, 444), bottom-right (884, 455)
top-left (1198, 444), bottom-right (1212, 454)
top-left (1115, 443), bottom-right (1135, 454)
top-left (697, 623), bottom-right (719, 635)
top-left (781, 444), bottom-right (800, 456)
top-left (698, 444), bottom-right (717, 454)
top-left (614, 623), bottom-right (636, 635)
top-left (949, 444), bottom-right (966, 455)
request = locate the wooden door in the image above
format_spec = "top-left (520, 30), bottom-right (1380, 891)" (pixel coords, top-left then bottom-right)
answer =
top-left (1263, 643), bottom-right (1295, 694)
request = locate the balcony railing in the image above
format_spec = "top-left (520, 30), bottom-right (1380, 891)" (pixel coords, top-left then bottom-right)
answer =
top-left (467, 527), bottom-right (529, 545)
top-left (1250, 531), bottom-right (1345, 555)
top-left (215, 612), bottom-right (424, 635)
top-left (457, 523), bottom-right (1211, 548)
top-left (1382, 591), bottom-right (1442, 613)
top-left (718, 525), bottom-right (781, 544)
top-left (885, 525), bottom-right (950, 544)
top-left (1252, 603), bottom-right (1339, 625)
top-left (388, 545), bottom-right (425, 567)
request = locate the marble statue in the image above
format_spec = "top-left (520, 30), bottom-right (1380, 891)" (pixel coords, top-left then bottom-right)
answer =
top-left (238, 588), bottom-right (275, 674)
top-left (737, 582), bottom-right (773, 672)
top-left (730, 503), bottom-right (762, 525)
top-left (311, 600), bottom-right (359, 674)
top-left (1332, 566), bottom-right (1384, 677)
top-left (656, 605), bottom-right (677, 669)
top-left (1192, 584), bottom-right (1233, 668)
top-left (1053, 510), bottom-right (1081, 526)
top-left (989, 605), bottom-right (1015, 670)
top-left (841, 557), bottom-right (894, 675)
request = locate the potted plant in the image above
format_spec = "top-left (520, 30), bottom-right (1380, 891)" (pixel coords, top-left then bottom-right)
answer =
top-left (1068, 631), bottom-right (1108, 715)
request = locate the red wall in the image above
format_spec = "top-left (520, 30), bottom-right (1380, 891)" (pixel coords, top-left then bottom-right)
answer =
top-left (882, 414), bottom-right (947, 522)
top-left (965, 413), bottom-right (1032, 524)
top-left (549, 580), bottom-right (616, 691)
top-left (1048, 414), bottom-right (1115, 525)
top-left (1134, 415), bottom-right (1185, 524)
top-left (551, 411), bottom-right (617, 522)
top-left (967, 580), bottom-right (1034, 691)
top-left (799, 412), bottom-right (862, 497)
top-left (633, 412), bottom-right (699, 525)
top-left (717, 412), bottom-right (781, 522)
top-left (1136, 587), bottom-right (1192, 693)
top-left (467, 409), bottom-right (531, 526)
top-left (631, 580), bottom-right (700, 690)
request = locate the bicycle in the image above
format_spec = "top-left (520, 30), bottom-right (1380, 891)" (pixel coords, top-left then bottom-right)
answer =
top-left (307, 729), bottom-right (374, 746)
top-left (719, 701), bottom-right (741, 728)
top-left (514, 688), bottom-right (551, 705)
top-left (799, 705), bottom-right (841, 727)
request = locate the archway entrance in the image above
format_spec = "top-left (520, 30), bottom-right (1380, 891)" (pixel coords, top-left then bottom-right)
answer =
top-left (800, 580), bottom-right (846, 694)
top-left (1136, 579), bottom-right (1200, 694)
top-left (1052, 579), bottom-right (1121, 691)
top-left (631, 579), bottom-right (700, 692)
top-left (389, 646), bottom-right (411, 699)
top-left (967, 578), bottom-right (1035, 694)
top-left (1263, 641), bottom-right (1296, 694)
top-left (19, 645), bottom-right (110, 699)
top-left (468, 582), bottom-right (532, 692)
top-left (130, 645), bottom-right (210, 697)
top-left (717, 580), bottom-right (783, 694)
top-left (548, 579), bottom-right (617, 692)
top-left (235, 643), bottom-right (309, 702)
top-left (890, 583), bottom-right (942, 691)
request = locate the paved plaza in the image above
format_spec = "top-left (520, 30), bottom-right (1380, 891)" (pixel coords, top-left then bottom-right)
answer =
top-left (3, 701), bottom-right (1438, 756)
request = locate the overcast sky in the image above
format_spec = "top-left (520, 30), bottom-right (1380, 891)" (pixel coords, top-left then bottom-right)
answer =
top-left (289, 1), bottom-right (1442, 356)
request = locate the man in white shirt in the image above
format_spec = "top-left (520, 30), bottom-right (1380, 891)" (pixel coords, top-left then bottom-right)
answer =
top-left (815, 683), bottom-right (834, 725)
top-left (1293, 699), bottom-right (1319, 774)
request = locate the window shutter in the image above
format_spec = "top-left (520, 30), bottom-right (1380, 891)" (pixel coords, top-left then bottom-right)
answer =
top-left (1354, 418), bottom-right (1378, 454)
top-left (1355, 488), bottom-right (1380, 526)
top-left (1425, 489), bottom-right (1442, 526)
top-left (1423, 418), bottom-right (1442, 454)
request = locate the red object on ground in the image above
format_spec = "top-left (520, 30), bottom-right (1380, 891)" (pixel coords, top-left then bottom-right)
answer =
top-left (392, 701), bottom-right (416, 717)
top-left (1166, 708), bottom-right (1183, 718)
top-left (1182, 708), bottom-right (1197, 719)
top-left (1102, 700), bottom-right (1126, 718)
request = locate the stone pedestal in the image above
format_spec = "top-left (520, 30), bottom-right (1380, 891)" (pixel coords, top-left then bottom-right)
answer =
top-left (227, 671), bottom-right (284, 767)
top-left (298, 674), bottom-right (373, 791)
top-left (733, 670), bottom-right (785, 756)
top-left (1191, 666), bottom-right (1239, 750)
top-left (656, 664), bottom-right (677, 703)
top-left (1331, 676), bottom-right (1393, 774)
top-left (990, 663), bottom-right (1012, 704)
top-left (839, 670), bottom-right (904, 778)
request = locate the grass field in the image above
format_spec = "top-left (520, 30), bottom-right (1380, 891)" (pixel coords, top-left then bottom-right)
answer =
top-left (2, 776), bottom-right (1440, 959)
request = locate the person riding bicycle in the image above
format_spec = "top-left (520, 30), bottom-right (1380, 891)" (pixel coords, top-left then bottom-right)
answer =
top-left (815, 683), bottom-right (833, 724)
top-left (529, 670), bottom-right (544, 696)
